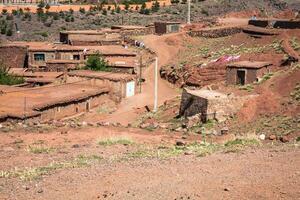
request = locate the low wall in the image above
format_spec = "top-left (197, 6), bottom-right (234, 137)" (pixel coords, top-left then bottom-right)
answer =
top-left (188, 26), bottom-right (242, 38)
top-left (249, 19), bottom-right (300, 29)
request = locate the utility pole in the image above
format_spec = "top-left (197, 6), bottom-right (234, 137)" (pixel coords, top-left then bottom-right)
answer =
top-left (153, 57), bottom-right (158, 112)
top-left (187, 0), bottom-right (191, 24)
top-left (139, 55), bottom-right (142, 93)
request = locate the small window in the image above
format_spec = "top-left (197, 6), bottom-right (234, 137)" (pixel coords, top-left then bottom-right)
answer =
top-left (73, 55), bottom-right (80, 60)
top-left (34, 53), bottom-right (45, 61)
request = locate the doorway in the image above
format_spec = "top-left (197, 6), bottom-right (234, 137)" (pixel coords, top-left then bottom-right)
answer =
top-left (237, 70), bottom-right (246, 85)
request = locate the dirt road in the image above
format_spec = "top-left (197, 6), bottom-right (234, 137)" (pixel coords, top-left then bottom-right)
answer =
top-left (101, 33), bottom-right (181, 125)
top-left (1, 146), bottom-right (299, 200)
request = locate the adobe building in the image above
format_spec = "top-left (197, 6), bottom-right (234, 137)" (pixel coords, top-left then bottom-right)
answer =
top-left (68, 70), bottom-right (138, 102)
top-left (0, 42), bottom-right (137, 71)
top-left (0, 83), bottom-right (109, 122)
top-left (154, 22), bottom-right (181, 35)
top-left (226, 61), bottom-right (272, 85)
top-left (59, 29), bottom-right (122, 46)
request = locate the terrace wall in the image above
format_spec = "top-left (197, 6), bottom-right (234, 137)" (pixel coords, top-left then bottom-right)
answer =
top-left (189, 27), bottom-right (242, 38)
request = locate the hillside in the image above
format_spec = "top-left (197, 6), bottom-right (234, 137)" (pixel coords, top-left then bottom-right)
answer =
top-left (0, 0), bottom-right (299, 41)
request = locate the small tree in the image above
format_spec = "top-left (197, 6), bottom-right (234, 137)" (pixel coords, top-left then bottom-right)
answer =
top-left (116, 6), bottom-right (121, 13)
top-left (139, 2), bottom-right (146, 14)
top-left (85, 54), bottom-right (110, 71)
top-left (124, 1), bottom-right (130, 11)
top-left (0, 61), bottom-right (24, 85)
top-left (79, 7), bottom-right (86, 14)
top-left (45, 4), bottom-right (50, 11)
top-left (37, 1), bottom-right (45, 9)
top-left (151, 0), bottom-right (160, 12)
top-left (102, 8), bottom-right (107, 15)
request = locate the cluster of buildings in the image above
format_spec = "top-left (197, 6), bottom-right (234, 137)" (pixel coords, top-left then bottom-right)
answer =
top-left (0, 25), bottom-right (159, 123)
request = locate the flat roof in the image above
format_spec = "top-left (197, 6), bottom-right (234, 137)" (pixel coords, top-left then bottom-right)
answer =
top-left (0, 84), bottom-right (109, 119)
top-left (1, 42), bottom-right (137, 56)
top-left (68, 70), bottom-right (137, 82)
top-left (106, 57), bottom-right (139, 68)
top-left (185, 88), bottom-right (228, 99)
top-left (111, 25), bottom-right (148, 30)
top-left (155, 21), bottom-right (181, 25)
top-left (60, 29), bottom-right (119, 35)
top-left (227, 61), bottom-right (272, 69)
top-left (46, 59), bottom-right (82, 64)
top-left (10, 71), bottom-right (64, 79)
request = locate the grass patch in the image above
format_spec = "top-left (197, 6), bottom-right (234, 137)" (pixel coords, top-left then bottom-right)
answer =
top-left (27, 145), bottom-right (55, 154)
top-left (224, 138), bottom-right (260, 153)
top-left (239, 84), bottom-right (254, 92)
top-left (97, 136), bottom-right (134, 146)
top-left (290, 83), bottom-right (300, 102)
top-left (0, 154), bottom-right (102, 181)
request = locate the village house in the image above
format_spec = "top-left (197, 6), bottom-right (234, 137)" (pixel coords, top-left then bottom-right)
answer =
top-left (0, 42), bottom-right (138, 71)
top-left (226, 61), bottom-right (272, 85)
top-left (68, 70), bottom-right (138, 102)
top-left (154, 22), bottom-right (181, 35)
top-left (0, 83), bottom-right (110, 122)
top-left (59, 29), bottom-right (122, 46)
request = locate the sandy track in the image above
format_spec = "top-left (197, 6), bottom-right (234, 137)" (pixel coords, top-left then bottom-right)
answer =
top-left (102, 34), bottom-right (181, 125)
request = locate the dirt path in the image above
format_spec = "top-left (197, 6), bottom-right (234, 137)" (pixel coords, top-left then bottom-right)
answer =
top-left (1, 146), bottom-right (299, 200)
top-left (99, 33), bottom-right (181, 125)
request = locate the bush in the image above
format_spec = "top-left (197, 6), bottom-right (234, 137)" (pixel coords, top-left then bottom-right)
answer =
top-left (102, 9), bottom-right (107, 15)
top-left (6, 27), bottom-right (13, 36)
top-left (116, 6), bottom-right (121, 13)
top-left (79, 7), bottom-right (86, 14)
top-left (0, 62), bottom-right (24, 85)
top-left (1, 9), bottom-right (8, 15)
top-left (151, 0), bottom-right (160, 12)
top-left (85, 54), bottom-right (110, 71)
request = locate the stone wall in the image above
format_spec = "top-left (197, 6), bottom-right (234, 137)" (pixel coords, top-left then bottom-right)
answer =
top-left (179, 88), bottom-right (251, 122)
top-left (188, 27), bottom-right (242, 38)
top-left (0, 46), bottom-right (27, 68)
top-left (179, 88), bottom-right (208, 122)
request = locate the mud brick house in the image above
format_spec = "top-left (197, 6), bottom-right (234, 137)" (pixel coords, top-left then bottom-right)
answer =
top-left (0, 42), bottom-right (137, 71)
top-left (59, 29), bottom-right (122, 46)
top-left (179, 88), bottom-right (247, 123)
top-left (226, 61), bottom-right (272, 85)
top-left (106, 57), bottom-right (139, 74)
top-left (0, 84), bottom-right (109, 122)
top-left (9, 70), bottom-right (64, 86)
top-left (154, 22), bottom-right (180, 35)
top-left (68, 70), bottom-right (138, 102)
top-left (111, 25), bottom-right (154, 36)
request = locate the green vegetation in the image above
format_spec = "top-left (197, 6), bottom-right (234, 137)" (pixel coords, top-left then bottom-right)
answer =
top-left (27, 145), bottom-right (55, 154)
top-left (34, 31), bottom-right (48, 37)
top-left (0, 154), bottom-right (102, 181)
top-left (0, 61), bottom-right (24, 85)
top-left (290, 83), bottom-right (300, 102)
top-left (126, 138), bottom-right (259, 159)
top-left (232, 115), bottom-right (300, 138)
top-left (290, 37), bottom-right (300, 52)
top-left (85, 53), bottom-right (110, 71)
top-left (97, 136), bottom-right (134, 146)
top-left (239, 84), bottom-right (254, 92)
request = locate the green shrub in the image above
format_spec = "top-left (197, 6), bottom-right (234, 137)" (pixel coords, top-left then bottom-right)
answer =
top-left (0, 62), bottom-right (24, 85)
top-left (85, 53), bottom-right (110, 71)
